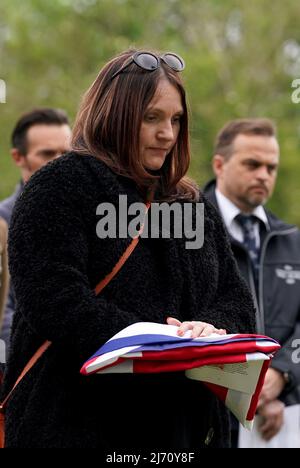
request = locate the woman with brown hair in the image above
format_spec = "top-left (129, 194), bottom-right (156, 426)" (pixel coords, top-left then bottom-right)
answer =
top-left (0, 217), bottom-right (8, 332)
top-left (1, 49), bottom-right (255, 448)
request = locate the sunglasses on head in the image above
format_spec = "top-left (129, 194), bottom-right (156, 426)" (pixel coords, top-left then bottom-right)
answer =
top-left (110, 51), bottom-right (185, 81)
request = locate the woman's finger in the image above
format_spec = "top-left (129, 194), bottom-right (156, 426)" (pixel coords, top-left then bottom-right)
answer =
top-left (216, 329), bottom-right (227, 335)
top-left (166, 318), bottom-right (227, 338)
top-left (199, 325), bottom-right (216, 337)
top-left (190, 324), bottom-right (206, 338)
top-left (166, 317), bottom-right (182, 327)
top-left (177, 321), bottom-right (194, 336)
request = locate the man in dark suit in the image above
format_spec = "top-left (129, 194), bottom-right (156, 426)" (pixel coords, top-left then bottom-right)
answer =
top-left (204, 118), bottom-right (300, 446)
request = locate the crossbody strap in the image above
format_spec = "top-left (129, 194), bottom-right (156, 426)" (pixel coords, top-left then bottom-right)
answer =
top-left (95, 201), bottom-right (150, 294)
top-left (0, 201), bottom-right (150, 413)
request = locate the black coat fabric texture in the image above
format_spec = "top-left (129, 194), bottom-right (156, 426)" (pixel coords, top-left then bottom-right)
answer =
top-left (1, 152), bottom-right (255, 448)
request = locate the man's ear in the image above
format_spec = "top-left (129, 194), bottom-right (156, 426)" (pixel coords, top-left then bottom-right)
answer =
top-left (212, 154), bottom-right (226, 178)
top-left (11, 148), bottom-right (26, 168)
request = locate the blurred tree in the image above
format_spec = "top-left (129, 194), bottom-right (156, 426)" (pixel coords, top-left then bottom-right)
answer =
top-left (1, 0), bottom-right (300, 223)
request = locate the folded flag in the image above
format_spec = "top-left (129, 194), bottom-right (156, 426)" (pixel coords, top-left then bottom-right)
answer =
top-left (81, 322), bottom-right (280, 429)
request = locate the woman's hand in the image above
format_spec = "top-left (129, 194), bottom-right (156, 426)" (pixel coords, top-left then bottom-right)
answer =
top-left (166, 317), bottom-right (227, 338)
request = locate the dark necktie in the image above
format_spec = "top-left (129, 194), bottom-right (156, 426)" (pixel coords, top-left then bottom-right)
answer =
top-left (235, 213), bottom-right (260, 281)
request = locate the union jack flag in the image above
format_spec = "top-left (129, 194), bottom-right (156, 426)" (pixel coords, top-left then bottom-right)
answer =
top-left (81, 322), bottom-right (280, 429)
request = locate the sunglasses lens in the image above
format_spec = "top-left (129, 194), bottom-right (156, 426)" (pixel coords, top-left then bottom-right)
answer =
top-left (135, 53), bottom-right (159, 71)
top-left (162, 53), bottom-right (185, 71)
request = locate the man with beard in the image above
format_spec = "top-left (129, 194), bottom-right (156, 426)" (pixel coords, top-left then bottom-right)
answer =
top-left (204, 118), bottom-right (300, 447)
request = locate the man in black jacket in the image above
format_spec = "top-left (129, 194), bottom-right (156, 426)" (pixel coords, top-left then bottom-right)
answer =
top-left (204, 118), bottom-right (300, 446)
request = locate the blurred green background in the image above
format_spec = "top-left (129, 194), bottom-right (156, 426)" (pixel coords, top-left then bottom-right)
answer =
top-left (1, 0), bottom-right (300, 223)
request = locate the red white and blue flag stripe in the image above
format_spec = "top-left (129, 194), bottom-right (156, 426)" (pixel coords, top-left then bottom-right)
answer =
top-left (81, 322), bottom-right (280, 429)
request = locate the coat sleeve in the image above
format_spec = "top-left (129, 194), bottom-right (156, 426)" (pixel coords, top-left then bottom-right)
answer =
top-left (8, 166), bottom-right (143, 361)
top-left (270, 320), bottom-right (300, 394)
top-left (201, 200), bottom-right (256, 334)
top-left (0, 285), bottom-right (16, 347)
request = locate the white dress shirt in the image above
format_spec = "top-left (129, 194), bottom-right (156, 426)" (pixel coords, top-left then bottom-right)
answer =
top-left (215, 189), bottom-right (269, 249)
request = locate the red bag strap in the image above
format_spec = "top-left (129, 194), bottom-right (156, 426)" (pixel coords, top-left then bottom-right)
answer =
top-left (0, 201), bottom-right (150, 413)
top-left (0, 340), bottom-right (51, 412)
top-left (95, 201), bottom-right (150, 294)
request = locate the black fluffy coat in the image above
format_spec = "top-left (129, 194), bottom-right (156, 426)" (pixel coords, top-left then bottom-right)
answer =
top-left (2, 153), bottom-right (255, 448)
